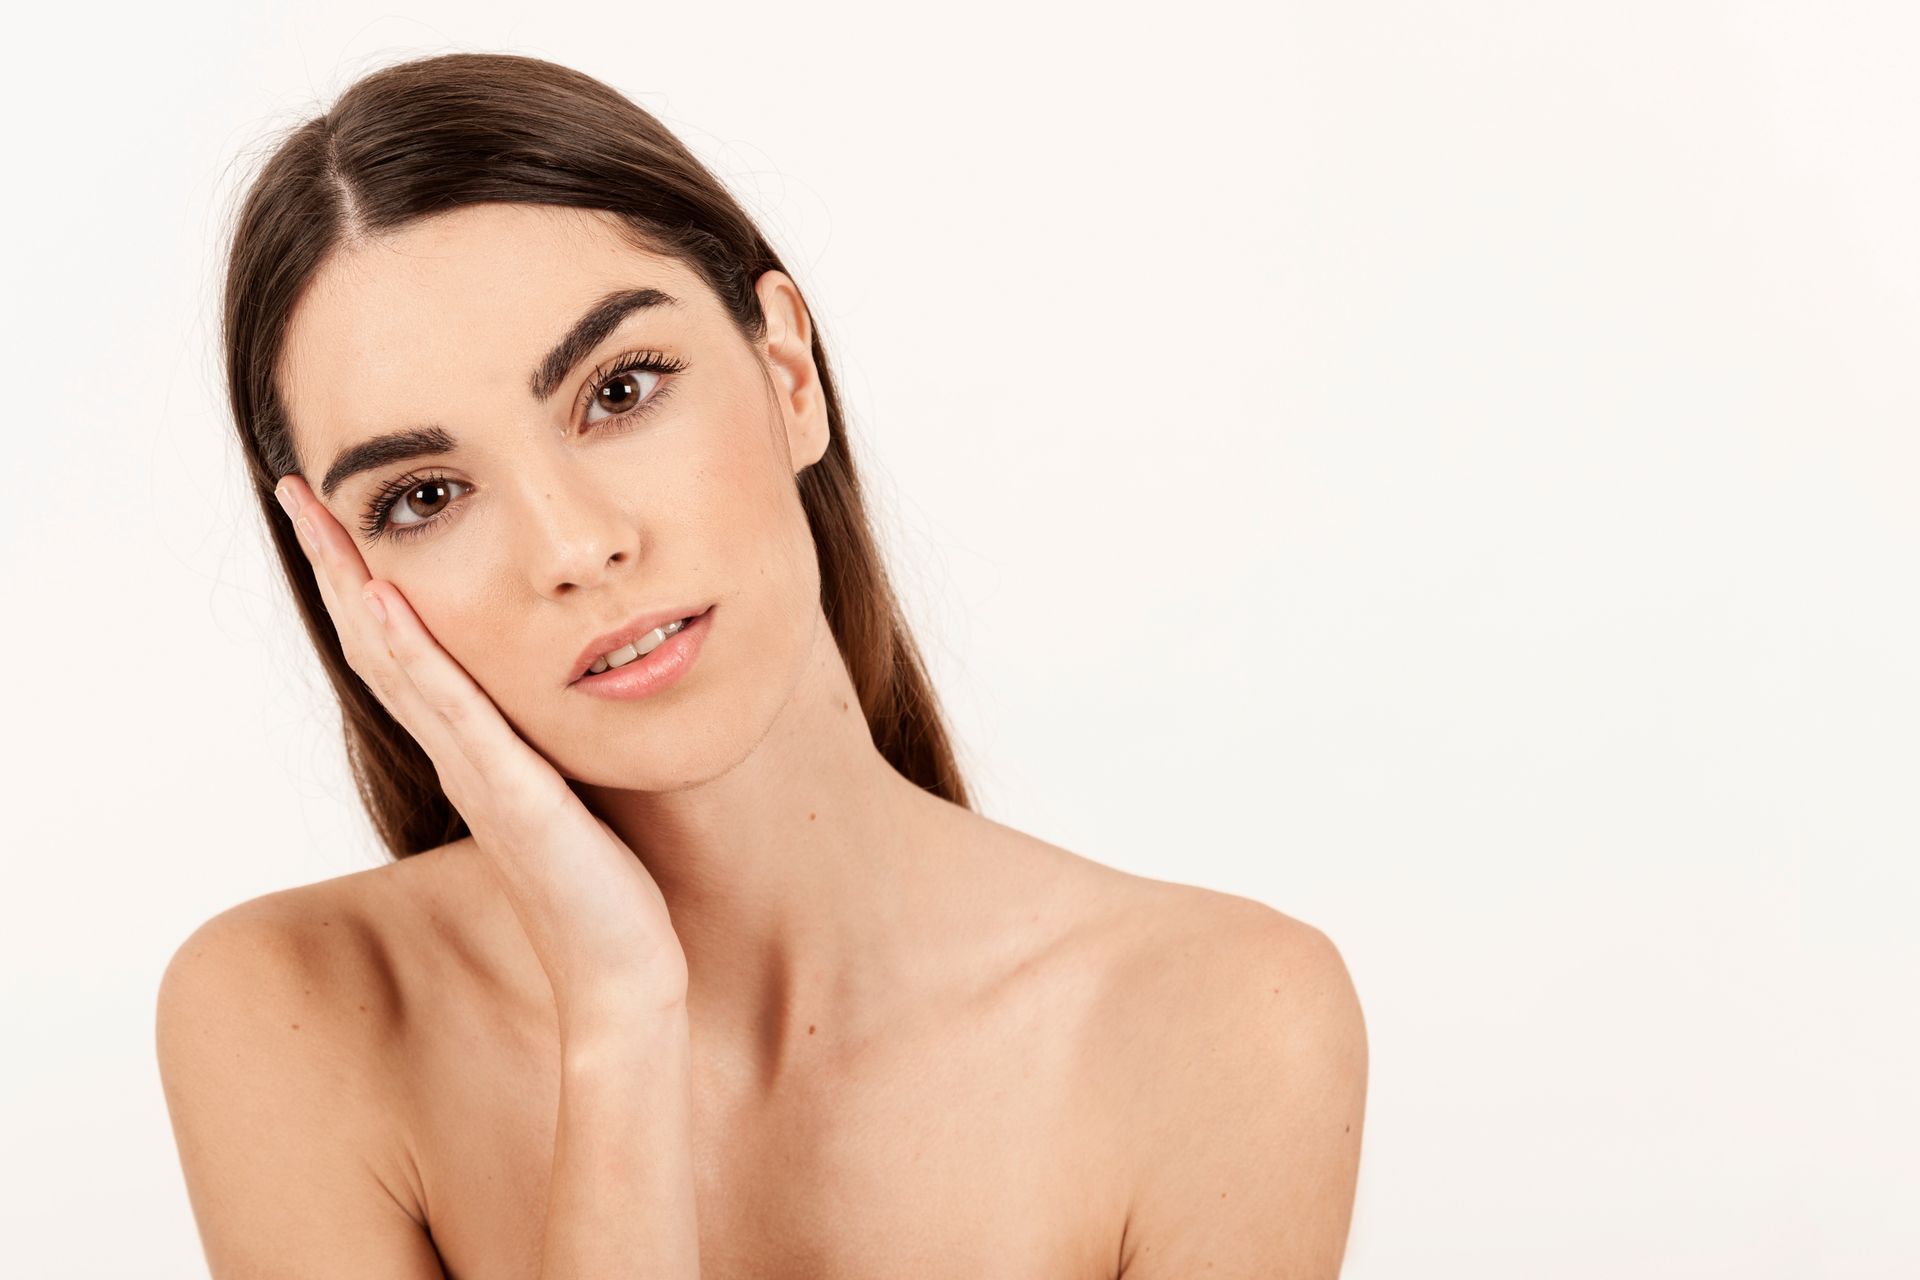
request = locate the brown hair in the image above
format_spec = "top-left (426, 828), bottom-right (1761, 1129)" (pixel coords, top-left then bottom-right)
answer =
top-left (220, 51), bottom-right (972, 860)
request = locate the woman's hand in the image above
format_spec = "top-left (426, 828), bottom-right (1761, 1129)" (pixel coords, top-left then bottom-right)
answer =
top-left (273, 475), bottom-right (689, 1037)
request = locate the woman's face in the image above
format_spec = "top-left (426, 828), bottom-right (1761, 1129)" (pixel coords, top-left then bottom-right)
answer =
top-left (277, 202), bottom-right (830, 789)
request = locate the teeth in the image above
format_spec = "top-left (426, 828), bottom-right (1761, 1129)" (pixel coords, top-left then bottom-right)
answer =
top-left (586, 617), bottom-right (688, 675)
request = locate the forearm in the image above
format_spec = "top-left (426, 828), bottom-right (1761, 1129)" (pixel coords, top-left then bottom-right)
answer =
top-left (539, 1005), bottom-right (701, 1278)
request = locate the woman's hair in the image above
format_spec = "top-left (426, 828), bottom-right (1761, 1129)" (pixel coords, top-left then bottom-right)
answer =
top-left (221, 51), bottom-right (972, 859)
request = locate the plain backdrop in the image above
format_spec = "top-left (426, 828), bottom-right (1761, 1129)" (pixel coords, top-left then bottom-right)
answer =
top-left (2, 3), bottom-right (1913, 1277)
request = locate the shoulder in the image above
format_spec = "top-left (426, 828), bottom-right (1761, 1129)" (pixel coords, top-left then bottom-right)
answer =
top-left (156, 840), bottom-right (481, 1029)
top-left (1090, 876), bottom-right (1365, 1043)
top-left (156, 864), bottom-right (413, 1054)
top-left (154, 863), bottom-right (430, 1226)
top-left (1087, 879), bottom-right (1368, 1278)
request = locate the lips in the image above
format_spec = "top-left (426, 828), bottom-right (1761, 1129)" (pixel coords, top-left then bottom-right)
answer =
top-left (567, 603), bottom-right (712, 685)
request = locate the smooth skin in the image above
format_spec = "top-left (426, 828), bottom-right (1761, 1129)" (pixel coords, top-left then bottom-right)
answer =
top-left (307, 472), bottom-right (702, 1276)
top-left (159, 468), bottom-right (704, 1275)
top-left (154, 204), bottom-right (1367, 1277)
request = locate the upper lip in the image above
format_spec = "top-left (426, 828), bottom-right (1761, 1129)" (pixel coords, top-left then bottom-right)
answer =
top-left (567, 602), bottom-right (710, 684)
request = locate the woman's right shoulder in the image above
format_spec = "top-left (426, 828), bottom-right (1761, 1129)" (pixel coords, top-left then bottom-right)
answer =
top-left (154, 847), bottom-right (466, 1273)
top-left (154, 844), bottom-right (468, 1266)
top-left (156, 840), bottom-right (471, 1042)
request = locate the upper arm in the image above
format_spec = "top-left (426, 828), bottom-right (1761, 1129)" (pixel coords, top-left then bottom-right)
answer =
top-left (155, 900), bottom-right (446, 1279)
top-left (1117, 908), bottom-right (1368, 1279)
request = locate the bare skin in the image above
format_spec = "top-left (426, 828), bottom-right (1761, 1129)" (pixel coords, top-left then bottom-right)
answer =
top-left (159, 818), bottom-right (1360, 1277)
top-left (156, 202), bottom-right (1366, 1277)
top-left (213, 809), bottom-right (1211, 1278)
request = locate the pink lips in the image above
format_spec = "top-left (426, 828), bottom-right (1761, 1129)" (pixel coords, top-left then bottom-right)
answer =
top-left (566, 602), bottom-right (712, 686)
top-left (568, 605), bottom-right (713, 701)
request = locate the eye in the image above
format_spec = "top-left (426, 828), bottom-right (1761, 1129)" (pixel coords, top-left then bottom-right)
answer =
top-left (579, 349), bottom-right (688, 427)
top-left (359, 349), bottom-right (690, 544)
top-left (362, 471), bottom-right (467, 543)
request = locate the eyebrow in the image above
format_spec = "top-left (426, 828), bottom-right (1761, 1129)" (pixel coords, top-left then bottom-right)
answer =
top-left (316, 285), bottom-right (682, 500)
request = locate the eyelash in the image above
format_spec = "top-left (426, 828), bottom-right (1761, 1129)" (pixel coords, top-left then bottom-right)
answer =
top-left (359, 349), bottom-right (689, 543)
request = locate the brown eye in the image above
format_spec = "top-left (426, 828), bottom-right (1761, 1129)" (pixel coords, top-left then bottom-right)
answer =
top-left (579, 349), bottom-right (688, 428)
top-left (379, 477), bottom-right (468, 538)
top-left (360, 470), bottom-right (470, 543)
top-left (584, 367), bottom-right (666, 426)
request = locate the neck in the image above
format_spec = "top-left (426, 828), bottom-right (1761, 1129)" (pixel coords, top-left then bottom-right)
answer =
top-left (572, 609), bottom-right (962, 1080)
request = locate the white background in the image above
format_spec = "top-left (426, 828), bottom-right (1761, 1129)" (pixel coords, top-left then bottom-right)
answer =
top-left (2, 3), bottom-right (1912, 1277)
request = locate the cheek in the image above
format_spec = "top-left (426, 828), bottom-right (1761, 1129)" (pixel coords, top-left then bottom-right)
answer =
top-left (685, 417), bottom-right (810, 568)
top-left (406, 571), bottom-right (518, 685)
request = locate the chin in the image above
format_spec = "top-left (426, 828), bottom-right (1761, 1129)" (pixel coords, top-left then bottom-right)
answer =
top-left (532, 593), bottom-right (824, 792)
top-left (527, 707), bottom-right (725, 792)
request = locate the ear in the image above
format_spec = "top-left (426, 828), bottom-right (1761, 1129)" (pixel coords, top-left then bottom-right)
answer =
top-left (753, 269), bottom-right (830, 474)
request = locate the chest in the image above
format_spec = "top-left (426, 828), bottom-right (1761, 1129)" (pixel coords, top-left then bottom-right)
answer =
top-left (400, 986), bottom-right (1128, 1279)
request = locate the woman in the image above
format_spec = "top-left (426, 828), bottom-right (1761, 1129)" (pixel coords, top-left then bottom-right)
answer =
top-left (155, 52), bottom-right (1368, 1279)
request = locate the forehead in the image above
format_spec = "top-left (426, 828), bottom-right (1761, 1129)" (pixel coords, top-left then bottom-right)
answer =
top-left (278, 204), bottom-right (704, 471)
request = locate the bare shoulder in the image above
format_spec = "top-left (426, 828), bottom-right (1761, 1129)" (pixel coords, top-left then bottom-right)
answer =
top-left (1096, 874), bottom-right (1360, 1018)
top-left (154, 836), bottom-right (502, 1058)
top-left (984, 829), bottom-right (1359, 1036)
top-left (1075, 873), bottom-right (1368, 1278)
top-left (154, 855), bottom-right (419, 1113)
top-left (154, 855), bottom-right (450, 1272)
top-left (156, 856), bottom-right (422, 1066)
top-left (156, 841), bottom-right (478, 1035)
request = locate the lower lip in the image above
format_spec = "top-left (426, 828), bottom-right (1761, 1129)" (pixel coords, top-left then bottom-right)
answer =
top-left (569, 605), bottom-right (713, 700)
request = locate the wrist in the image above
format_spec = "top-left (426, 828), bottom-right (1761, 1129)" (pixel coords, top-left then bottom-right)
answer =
top-left (556, 964), bottom-right (687, 1027)
top-left (559, 996), bottom-right (689, 1065)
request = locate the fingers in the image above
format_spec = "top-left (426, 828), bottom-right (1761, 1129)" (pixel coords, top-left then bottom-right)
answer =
top-left (275, 476), bottom-right (367, 633)
top-left (275, 476), bottom-right (421, 726)
top-left (359, 579), bottom-right (573, 821)
top-left (271, 474), bottom-right (570, 839)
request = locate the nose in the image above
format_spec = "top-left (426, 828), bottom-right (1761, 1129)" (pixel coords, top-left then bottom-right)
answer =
top-left (511, 465), bottom-right (642, 596)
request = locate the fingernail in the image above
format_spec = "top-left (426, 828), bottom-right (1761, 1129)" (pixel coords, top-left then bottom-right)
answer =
top-left (362, 587), bottom-right (388, 626)
top-left (274, 482), bottom-right (298, 519)
top-left (295, 514), bottom-right (315, 545)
